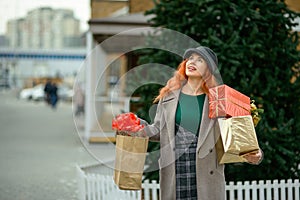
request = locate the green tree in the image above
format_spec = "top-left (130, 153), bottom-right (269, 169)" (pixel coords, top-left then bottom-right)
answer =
top-left (135, 0), bottom-right (300, 181)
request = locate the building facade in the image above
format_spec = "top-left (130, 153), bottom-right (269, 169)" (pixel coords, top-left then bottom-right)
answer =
top-left (81, 0), bottom-right (155, 141)
top-left (286, 0), bottom-right (300, 12)
top-left (91, 0), bottom-right (154, 18)
top-left (6, 7), bottom-right (83, 49)
top-left (0, 48), bottom-right (86, 89)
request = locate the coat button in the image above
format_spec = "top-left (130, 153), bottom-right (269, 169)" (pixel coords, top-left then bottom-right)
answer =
top-left (210, 170), bottom-right (214, 175)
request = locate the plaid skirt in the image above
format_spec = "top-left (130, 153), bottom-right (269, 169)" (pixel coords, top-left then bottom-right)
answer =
top-left (175, 125), bottom-right (198, 200)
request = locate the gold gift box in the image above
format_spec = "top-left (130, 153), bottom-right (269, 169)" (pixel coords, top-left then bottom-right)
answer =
top-left (215, 115), bottom-right (260, 164)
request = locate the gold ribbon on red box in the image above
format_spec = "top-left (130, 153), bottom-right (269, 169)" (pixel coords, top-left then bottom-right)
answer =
top-left (208, 84), bottom-right (251, 118)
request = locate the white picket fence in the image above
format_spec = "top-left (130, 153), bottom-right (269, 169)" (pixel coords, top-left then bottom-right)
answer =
top-left (225, 179), bottom-right (299, 200)
top-left (77, 165), bottom-right (300, 200)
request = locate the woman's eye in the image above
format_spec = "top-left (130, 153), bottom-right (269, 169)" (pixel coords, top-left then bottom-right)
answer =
top-left (188, 55), bottom-right (203, 62)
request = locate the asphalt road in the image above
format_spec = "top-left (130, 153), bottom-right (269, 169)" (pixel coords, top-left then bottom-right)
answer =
top-left (0, 89), bottom-right (99, 200)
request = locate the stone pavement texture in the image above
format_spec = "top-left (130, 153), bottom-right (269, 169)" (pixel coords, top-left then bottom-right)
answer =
top-left (0, 89), bottom-right (114, 200)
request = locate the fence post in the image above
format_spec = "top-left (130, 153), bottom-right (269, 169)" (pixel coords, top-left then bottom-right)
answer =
top-left (258, 180), bottom-right (265, 200)
top-left (76, 165), bottom-right (86, 200)
top-left (266, 180), bottom-right (272, 200)
top-left (273, 180), bottom-right (279, 200)
top-left (251, 180), bottom-right (258, 200)
top-left (151, 180), bottom-right (158, 200)
top-left (287, 179), bottom-right (293, 200)
top-left (143, 179), bottom-right (150, 200)
top-left (243, 181), bottom-right (251, 200)
top-left (237, 181), bottom-right (243, 200)
top-left (295, 179), bottom-right (300, 200)
top-left (86, 175), bottom-right (91, 200)
top-left (227, 181), bottom-right (235, 200)
top-left (91, 174), bottom-right (97, 200)
top-left (280, 179), bottom-right (286, 200)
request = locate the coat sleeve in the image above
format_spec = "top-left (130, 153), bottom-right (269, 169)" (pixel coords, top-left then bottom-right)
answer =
top-left (140, 100), bottom-right (164, 142)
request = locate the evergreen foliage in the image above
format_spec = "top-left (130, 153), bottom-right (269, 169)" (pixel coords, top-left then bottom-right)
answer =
top-left (135, 0), bottom-right (300, 181)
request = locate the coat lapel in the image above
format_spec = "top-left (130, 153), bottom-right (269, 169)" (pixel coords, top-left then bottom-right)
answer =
top-left (197, 96), bottom-right (215, 151)
top-left (162, 89), bottom-right (180, 151)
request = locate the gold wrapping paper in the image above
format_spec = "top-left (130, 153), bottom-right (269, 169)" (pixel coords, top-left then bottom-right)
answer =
top-left (113, 135), bottom-right (149, 190)
top-left (216, 115), bottom-right (260, 164)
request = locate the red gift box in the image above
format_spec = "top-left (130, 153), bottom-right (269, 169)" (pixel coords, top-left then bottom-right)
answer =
top-left (208, 85), bottom-right (251, 118)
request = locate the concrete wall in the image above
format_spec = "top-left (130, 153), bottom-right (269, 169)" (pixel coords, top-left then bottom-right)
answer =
top-left (91, 1), bottom-right (128, 18)
top-left (90, 0), bottom-right (155, 19)
top-left (285, 0), bottom-right (300, 12)
top-left (129, 0), bottom-right (155, 13)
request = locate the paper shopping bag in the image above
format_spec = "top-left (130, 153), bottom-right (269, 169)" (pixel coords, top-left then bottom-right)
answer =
top-left (215, 115), bottom-right (260, 164)
top-left (113, 135), bottom-right (149, 190)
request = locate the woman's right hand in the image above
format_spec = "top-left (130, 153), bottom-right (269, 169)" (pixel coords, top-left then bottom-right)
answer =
top-left (116, 129), bottom-right (147, 137)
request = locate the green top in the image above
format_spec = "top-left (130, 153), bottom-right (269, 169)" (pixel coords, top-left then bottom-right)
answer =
top-left (175, 93), bottom-right (206, 135)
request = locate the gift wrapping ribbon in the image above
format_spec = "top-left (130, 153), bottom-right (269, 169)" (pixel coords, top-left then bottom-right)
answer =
top-left (211, 87), bottom-right (250, 116)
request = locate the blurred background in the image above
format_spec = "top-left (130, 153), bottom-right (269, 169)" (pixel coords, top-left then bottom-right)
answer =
top-left (0, 0), bottom-right (299, 199)
top-left (0, 0), bottom-right (88, 91)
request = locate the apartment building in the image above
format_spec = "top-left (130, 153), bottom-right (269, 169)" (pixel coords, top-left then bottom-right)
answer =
top-left (6, 7), bottom-right (82, 49)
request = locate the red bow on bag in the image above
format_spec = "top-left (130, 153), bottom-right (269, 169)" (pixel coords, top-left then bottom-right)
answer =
top-left (112, 112), bottom-right (144, 133)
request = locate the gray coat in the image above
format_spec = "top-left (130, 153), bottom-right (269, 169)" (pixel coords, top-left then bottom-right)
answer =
top-left (143, 89), bottom-right (225, 200)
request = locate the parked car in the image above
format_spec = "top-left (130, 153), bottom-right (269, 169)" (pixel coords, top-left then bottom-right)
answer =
top-left (19, 84), bottom-right (45, 101)
top-left (19, 83), bottom-right (73, 102)
top-left (31, 84), bottom-right (46, 101)
top-left (57, 84), bottom-right (73, 102)
top-left (19, 87), bottom-right (34, 100)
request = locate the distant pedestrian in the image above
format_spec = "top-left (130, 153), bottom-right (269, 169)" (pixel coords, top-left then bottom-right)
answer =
top-left (74, 82), bottom-right (84, 116)
top-left (44, 80), bottom-right (52, 105)
top-left (44, 80), bottom-right (59, 109)
top-left (49, 83), bottom-right (58, 109)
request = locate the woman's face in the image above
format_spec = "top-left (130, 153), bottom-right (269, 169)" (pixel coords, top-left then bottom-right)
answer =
top-left (185, 53), bottom-right (209, 79)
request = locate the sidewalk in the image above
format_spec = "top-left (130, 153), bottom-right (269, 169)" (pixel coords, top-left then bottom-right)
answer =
top-left (0, 89), bottom-right (114, 200)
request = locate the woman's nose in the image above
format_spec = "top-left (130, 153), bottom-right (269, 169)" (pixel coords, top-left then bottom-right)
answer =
top-left (189, 57), bottom-right (196, 63)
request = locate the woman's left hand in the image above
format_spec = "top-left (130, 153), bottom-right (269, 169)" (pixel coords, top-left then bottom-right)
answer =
top-left (243, 149), bottom-right (263, 165)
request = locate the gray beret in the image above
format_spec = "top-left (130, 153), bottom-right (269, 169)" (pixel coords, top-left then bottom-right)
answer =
top-left (183, 46), bottom-right (218, 73)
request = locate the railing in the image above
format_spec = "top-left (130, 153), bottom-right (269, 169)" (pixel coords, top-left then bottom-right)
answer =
top-left (77, 165), bottom-right (300, 200)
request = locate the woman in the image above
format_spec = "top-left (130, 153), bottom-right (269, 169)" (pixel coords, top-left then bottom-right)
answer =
top-left (141, 46), bottom-right (263, 200)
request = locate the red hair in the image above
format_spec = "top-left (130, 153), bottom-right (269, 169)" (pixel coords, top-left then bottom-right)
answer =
top-left (153, 60), bottom-right (214, 103)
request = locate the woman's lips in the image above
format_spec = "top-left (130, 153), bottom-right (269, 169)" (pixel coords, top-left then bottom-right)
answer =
top-left (187, 65), bottom-right (197, 71)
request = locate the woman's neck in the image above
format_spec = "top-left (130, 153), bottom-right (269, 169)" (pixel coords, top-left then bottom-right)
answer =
top-left (182, 78), bottom-right (204, 96)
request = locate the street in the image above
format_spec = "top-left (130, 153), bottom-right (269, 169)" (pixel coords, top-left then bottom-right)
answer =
top-left (0, 89), bottom-right (105, 200)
